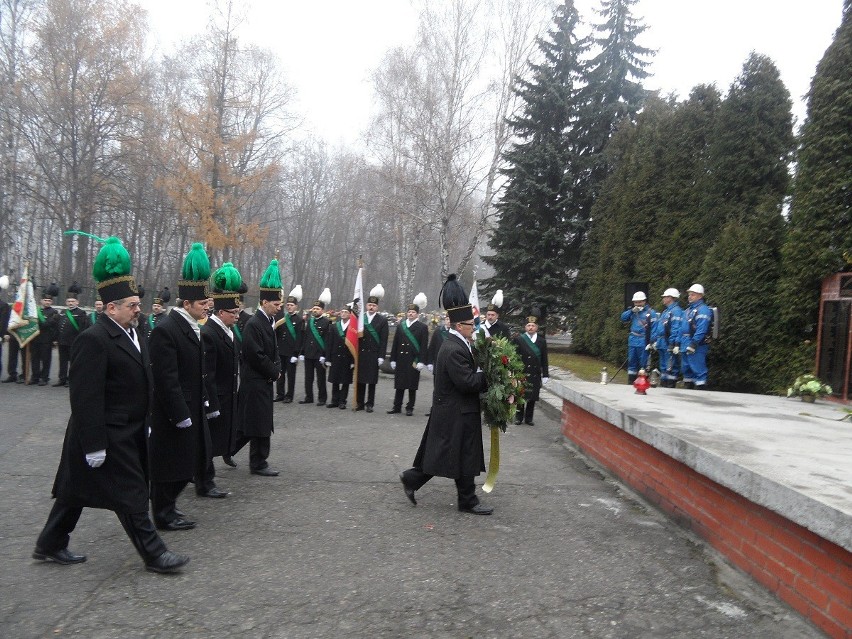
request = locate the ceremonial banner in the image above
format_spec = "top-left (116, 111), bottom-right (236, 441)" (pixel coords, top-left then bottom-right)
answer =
top-left (469, 279), bottom-right (481, 329)
top-left (8, 264), bottom-right (40, 347)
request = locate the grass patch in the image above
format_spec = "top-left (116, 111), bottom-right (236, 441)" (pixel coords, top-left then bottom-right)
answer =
top-left (549, 352), bottom-right (614, 382)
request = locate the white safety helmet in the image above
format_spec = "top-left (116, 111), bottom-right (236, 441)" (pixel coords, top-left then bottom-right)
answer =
top-left (662, 288), bottom-right (680, 298)
top-left (687, 284), bottom-right (705, 295)
top-left (631, 291), bottom-right (647, 302)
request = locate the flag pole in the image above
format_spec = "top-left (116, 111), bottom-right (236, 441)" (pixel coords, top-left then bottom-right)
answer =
top-left (352, 255), bottom-right (363, 410)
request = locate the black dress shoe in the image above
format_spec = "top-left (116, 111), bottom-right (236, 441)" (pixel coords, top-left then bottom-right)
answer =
top-left (1, 376), bottom-right (16, 383)
top-left (283, 397), bottom-right (293, 403)
top-left (387, 408), bottom-right (401, 414)
top-left (524, 421), bottom-right (534, 426)
top-left (250, 467), bottom-right (279, 477)
top-left (197, 487), bottom-right (229, 498)
top-left (156, 518), bottom-right (196, 531)
top-left (338, 403), bottom-right (347, 410)
top-left (33, 547), bottom-right (87, 565)
top-left (354, 405), bottom-right (364, 411)
top-left (273, 396), bottom-right (285, 402)
top-left (174, 508), bottom-right (186, 517)
top-left (326, 403), bottom-right (338, 408)
top-left (399, 472), bottom-right (416, 505)
top-left (405, 408), bottom-right (413, 416)
top-left (222, 455), bottom-right (237, 467)
top-left (15, 378), bottom-right (25, 384)
top-left (298, 398), bottom-right (314, 404)
top-left (37, 380), bottom-right (48, 386)
top-left (514, 418), bottom-right (523, 425)
top-left (366, 406), bottom-right (373, 413)
top-left (52, 380), bottom-right (67, 387)
top-left (146, 550), bottom-right (190, 574)
top-left (459, 504), bottom-right (493, 515)
top-left (317, 401), bottom-right (327, 407)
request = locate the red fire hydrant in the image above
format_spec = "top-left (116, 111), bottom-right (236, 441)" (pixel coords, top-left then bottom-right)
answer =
top-left (633, 369), bottom-right (650, 395)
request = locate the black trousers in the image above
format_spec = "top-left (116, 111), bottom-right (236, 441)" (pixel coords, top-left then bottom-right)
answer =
top-left (232, 435), bottom-right (271, 471)
top-left (356, 383), bottom-right (376, 408)
top-left (36, 500), bottom-right (167, 564)
top-left (29, 340), bottom-right (52, 382)
top-left (515, 401), bottom-right (535, 424)
top-left (276, 357), bottom-right (297, 399)
top-left (330, 383), bottom-right (349, 407)
top-left (5, 338), bottom-right (24, 379)
top-left (393, 389), bottom-right (417, 410)
top-left (151, 480), bottom-right (190, 526)
top-left (400, 468), bottom-right (478, 509)
top-left (57, 344), bottom-right (71, 383)
top-left (303, 359), bottom-right (327, 403)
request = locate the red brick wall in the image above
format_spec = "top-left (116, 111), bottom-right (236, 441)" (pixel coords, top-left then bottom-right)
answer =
top-left (562, 400), bottom-right (852, 639)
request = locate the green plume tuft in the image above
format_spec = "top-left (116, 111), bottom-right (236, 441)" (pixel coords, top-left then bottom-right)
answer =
top-left (259, 259), bottom-right (282, 289)
top-left (213, 262), bottom-right (242, 293)
top-left (92, 236), bottom-right (132, 282)
top-left (181, 242), bottom-right (211, 281)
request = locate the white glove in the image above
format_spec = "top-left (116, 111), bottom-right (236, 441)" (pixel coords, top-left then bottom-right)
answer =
top-left (176, 417), bottom-right (192, 429)
top-left (204, 400), bottom-right (209, 407)
top-left (324, 360), bottom-right (331, 368)
top-left (542, 377), bottom-right (550, 385)
top-left (378, 358), bottom-right (384, 365)
top-left (632, 305), bottom-right (642, 313)
top-left (350, 363), bottom-right (354, 369)
top-left (290, 356), bottom-right (298, 364)
top-left (416, 362), bottom-right (425, 371)
top-left (206, 410), bottom-right (220, 419)
top-left (319, 356), bottom-right (325, 364)
top-left (427, 364), bottom-right (433, 373)
top-left (85, 449), bottom-right (106, 468)
top-left (390, 361), bottom-right (396, 370)
top-left (645, 343), bottom-right (655, 351)
top-left (672, 346), bottom-right (680, 355)
top-left (298, 354), bottom-right (305, 361)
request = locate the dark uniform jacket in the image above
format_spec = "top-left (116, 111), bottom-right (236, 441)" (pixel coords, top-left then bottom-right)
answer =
top-left (35, 306), bottom-right (59, 343)
top-left (202, 318), bottom-right (240, 457)
top-left (358, 312), bottom-right (388, 384)
top-left (413, 332), bottom-right (487, 478)
top-left (51, 315), bottom-right (152, 513)
top-left (301, 314), bottom-right (330, 360)
top-left (275, 310), bottom-right (304, 359)
top-left (148, 310), bottom-right (208, 483)
top-left (237, 310), bottom-right (279, 438)
top-left (390, 319), bottom-right (428, 390)
top-left (142, 310), bottom-right (167, 341)
top-left (483, 319), bottom-right (511, 340)
top-left (56, 307), bottom-right (91, 346)
top-left (326, 319), bottom-right (355, 384)
top-left (514, 332), bottom-right (549, 401)
top-left (425, 326), bottom-right (448, 367)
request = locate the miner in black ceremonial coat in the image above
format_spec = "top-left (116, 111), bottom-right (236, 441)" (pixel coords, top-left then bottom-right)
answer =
top-left (513, 310), bottom-right (549, 426)
top-left (142, 287), bottom-right (170, 341)
top-left (481, 290), bottom-right (511, 340)
top-left (388, 294), bottom-right (428, 416)
top-left (148, 243), bottom-right (211, 531)
top-left (54, 281), bottom-right (91, 387)
top-left (399, 274), bottom-right (492, 515)
top-left (33, 235), bottom-right (188, 574)
top-left (325, 304), bottom-right (356, 409)
top-left (274, 286), bottom-right (304, 403)
top-left (356, 285), bottom-right (388, 412)
top-left (232, 258), bottom-right (283, 476)
top-left (299, 288), bottom-right (331, 405)
top-left (30, 283), bottom-right (59, 385)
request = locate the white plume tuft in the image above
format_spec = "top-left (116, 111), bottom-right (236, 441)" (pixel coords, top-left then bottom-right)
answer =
top-left (369, 283), bottom-right (385, 300)
top-left (0, 275), bottom-right (8, 290)
top-left (318, 287), bottom-right (331, 305)
top-left (288, 284), bottom-right (303, 302)
top-left (413, 292), bottom-right (427, 309)
top-left (491, 289), bottom-right (503, 308)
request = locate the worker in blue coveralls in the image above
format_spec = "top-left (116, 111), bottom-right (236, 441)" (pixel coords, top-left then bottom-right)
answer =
top-left (681, 284), bottom-right (712, 389)
top-left (650, 288), bottom-right (683, 388)
top-left (619, 291), bottom-right (657, 385)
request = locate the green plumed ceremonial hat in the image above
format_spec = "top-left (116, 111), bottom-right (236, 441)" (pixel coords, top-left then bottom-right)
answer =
top-left (178, 242), bottom-right (210, 301)
top-left (258, 258), bottom-right (283, 302)
top-left (63, 231), bottom-right (139, 304)
top-left (211, 262), bottom-right (243, 311)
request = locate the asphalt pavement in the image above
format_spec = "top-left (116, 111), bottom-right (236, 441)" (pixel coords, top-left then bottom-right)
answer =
top-left (0, 355), bottom-right (820, 638)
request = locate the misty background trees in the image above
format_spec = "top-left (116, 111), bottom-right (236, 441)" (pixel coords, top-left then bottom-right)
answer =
top-left (0, 0), bottom-right (849, 393)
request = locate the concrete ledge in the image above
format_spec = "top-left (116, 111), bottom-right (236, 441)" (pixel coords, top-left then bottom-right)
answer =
top-left (546, 379), bottom-right (852, 638)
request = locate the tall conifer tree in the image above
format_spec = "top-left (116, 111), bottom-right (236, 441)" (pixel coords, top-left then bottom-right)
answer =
top-left (482, 1), bottom-right (588, 316)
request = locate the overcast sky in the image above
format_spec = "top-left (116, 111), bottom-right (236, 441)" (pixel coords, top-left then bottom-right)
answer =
top-left (141, 0), bottom-right (845, 146)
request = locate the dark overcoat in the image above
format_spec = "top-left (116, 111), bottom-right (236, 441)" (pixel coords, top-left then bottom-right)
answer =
top-left (390, 319), bottom-right (428, 390)
top-left (301, 314), bottom-right (329, 359)
top-left (274, 310), bottom-right (304, 359)
top-left (358, 313), bottom-right (388, 384)
top-left (237, 310), bottom-right (279, 437)
top-left (56, 307), bottom-right (91, 346)
top-left (484, 319), bottom-right (512, 341)
top-left (51, 315), bottom-right (152, 513)
top-left (413, 333), bottom-right (487, 478)
top-left (514, 332), bottom-right (549, 401)
top-left (202, 318), bottom-right (240, 456)
top-left (148, 310), bottom-right (208, 482)
top-left (326, 320), bottom-right (354, 384)
top-left (425, 326), bottom-right (448, 367)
